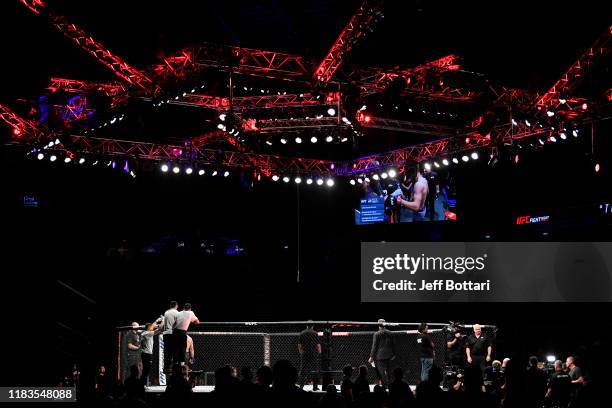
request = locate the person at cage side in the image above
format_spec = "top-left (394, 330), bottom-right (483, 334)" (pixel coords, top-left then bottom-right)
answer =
top-left (298, 320), bottom-right (321, 391)
top-left (140, 322), bottom-right (163, 386)
top-left (368, 318), bottom-right (396, 387)
top-left (186, 334), bottom-right (195, 367)
top-left (417, 322), bottom-right (435, 382)
top-left (466, 324), bottom-right (492, 377)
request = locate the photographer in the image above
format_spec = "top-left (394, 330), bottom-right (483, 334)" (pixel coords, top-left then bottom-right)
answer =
top-left (446, 323), bottom-right (467, 368)
top-left (466, 324), bottom-right (492, 377)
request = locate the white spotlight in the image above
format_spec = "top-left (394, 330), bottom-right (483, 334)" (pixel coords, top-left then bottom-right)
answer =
top-left (198, 169), bottom-right (205, 176)
top-left (511, 118), bottom-right (518, 126)
top-left (272, 175), bottom-right (279, 181)
top-left (546, 110), bottom-right (555, 117)
top-left (295, 137), bottom-right (302, 144)
top-left (381, 172), bottom-right (388, 179)
top-left (283, 176), bottom-right (290, 183)
top-left (442, 159), bottom-right (449, 166)
top-left (161, 164), bottom-right (169, 172)
top-left (306, 178), bottom-right (313, 185)
top-left (357, 178), bottom-right (363, 184)
top-left (212, 170), bottom-right (218, 176)
top-left (560, 132), bottom-right (567, 140)
top-left (224, 171), bottom-right (230, 177)
top-left (434, 162), bottom-right (440, 168)
top-left (471, 152), bottom-right (479, 160)
top-left (50, 155), bottom-right (57, 162)
top-left (327, 108), bottom-right (336, 116)
top-left (37, 153), bottom-right (44, 160)
top-left (525, 120), bottom-right (531, 126)
top-left (310, 136), bottom-right (318, 143)
top-left (172, 166), bottom-right (180, 174)
top-left (546, 355), bottom-right (556, 363)
top-left (349, 179), bottom-right (356, 185)
top-left (326, 135), bottom-right (333, 143)
top-left (295, 177), bottom-right (302, 184)
top-left (266, 140), bottom-right (273, 146)
top-left (452, 158), bottom-right (459, 164)
top-left (78, 158), bottom-right (85, 164)
top-left (185, 167), bottom-right (193, 175)
top-left (316, 178), bottom-right (324, 186)
top-left (54, 138), bottom-right (60, 145)
top-left (219, 114), bottom-right (226, 121)
top-left (388, 169), bottom-right (396, 178)
top-left (424, 163), bottom-right (431, 171)
top-left (461, 155), bottom-right (469, 162)
top-left (280, 138), bottom-right (287, 144)
top-left (64, 157), bottom-right (71, 163)
top-left (550, 136), bottom-right (557, 142)
top-left (326, 178), bottom-right (335, 187)
top-left (572, 129), bottom-right (579, 137)
top-left (372, 174), bottom-right (380, 180)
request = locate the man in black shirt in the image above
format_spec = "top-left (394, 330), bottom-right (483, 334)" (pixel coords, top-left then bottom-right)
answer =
top-left (466, 324), bottom-right (492, 377)
top-left (125, 322), bottom-right (141, 381)
top-left (525, 356), bottom-right (548, 408)
top-left (446, 326), bottom-right (466, 367)
top-left (368, 319), bottom-right (396, 387)
top-left (546, 360), bottom-right (572, 408)
top-left (298, 321), bottom-right (321, 390)
top-left (417, 323), bottom-right (435, 382)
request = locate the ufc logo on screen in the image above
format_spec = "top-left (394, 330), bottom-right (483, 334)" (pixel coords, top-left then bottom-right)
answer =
top-left (516, 216), bottom-right (531, 225)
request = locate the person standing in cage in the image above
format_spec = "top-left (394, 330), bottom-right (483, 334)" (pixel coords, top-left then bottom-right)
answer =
top-left (161, 301), bottom-right (179, 372)
top-left (125, 322), bottom-right (142, 380)
top-left (185, 334), bottom-right (195, 367)
top-left (417, 323), bottom-right (435, 382)
top-left (368, 319), bottom-right (396, 387)
top-left (140, 322), bottom-right (162, 385)
top-left (466, 324), bottom-right (492, 377)
top-left (298, 321), bottom-right (321, 390)
top-left (174, 303), bottom-right (200, 366)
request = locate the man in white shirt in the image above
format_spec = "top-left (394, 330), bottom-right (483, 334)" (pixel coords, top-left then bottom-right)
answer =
top-left (174, 303), bottom-right (200, 366)
top-left (140, 322), bottom-right (162, 384)
top-left (161, 301), bottom-right (179, 372)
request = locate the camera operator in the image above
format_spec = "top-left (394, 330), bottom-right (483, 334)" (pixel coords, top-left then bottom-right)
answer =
top-left (446, 323), bottom-right (466, 368)
top-left (466, 324), bottom-right (492, 377)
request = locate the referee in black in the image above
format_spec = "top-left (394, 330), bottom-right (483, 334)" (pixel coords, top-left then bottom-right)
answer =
top-left (298, 321), bottom-right (321, 390)
top-left (368, 319), bottom-right (396, 387)
top-left (466, 324), bottom-right (492, 377)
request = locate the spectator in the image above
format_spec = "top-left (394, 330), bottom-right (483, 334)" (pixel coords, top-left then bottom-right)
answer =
top-left (318, 384), bottom-right (347, 408)
top-left (388, 367), bottom-right (414, 408)
top-left (340, 365), bottom-right (354, 402)
top-left (546, 360), bottom-right (571, 408)
top-left (415, 365), bottom-right (446, 406)
top-left (524, 356), bottom-right (547, 408)
top-left (123, 364), bottom-right (144, 401)
top-left (268, 360), bottom-right (313, 408)
top-left (353, 365), bottom-right (371, 399)
top-left (165, 364), bottom-right (192, 404)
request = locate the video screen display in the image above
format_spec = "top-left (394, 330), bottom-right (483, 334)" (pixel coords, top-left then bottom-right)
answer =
top-left (355, 165), bottom-right (457, 224)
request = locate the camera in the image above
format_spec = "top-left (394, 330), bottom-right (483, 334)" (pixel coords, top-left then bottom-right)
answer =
top-left (446, 321), bottom-right (469, 339)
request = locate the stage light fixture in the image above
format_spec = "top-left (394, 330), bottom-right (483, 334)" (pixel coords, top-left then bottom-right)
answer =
top-left (310, 136), bottom-right (318, 143)
top-left (266, 140), bottom-right (273, 146)
top-left (538, 138), bottom-right (545, 145)
top-left (514, 154), bottom-right (520, 164)
top-left (185, 167), bottom-right (193, 175)
top-left (560, 132), bottom-right (567, 140)
top-left (572, 129), bottom-right (579, 137)
top-left (295, 137), bottom-right (302, 144)
top-left (306, 178), bottom-right (313, 185)
top-left (357, 178), bottom-right (363, 184)
top-left (295, 177), bottom-right (302, 184)
top-left (461, 155), bottom-right (469, 162)
top-left (283, 176), bottom-right (290, 183)
top-left (325, 135), bottom-right (333, 143)
top-left (198, 169), bottom-right (205, 176)
top-left (442, 159), bottom-right (449, 166)
top-left (364, 177), bottom-right (370, 183)
top-left (595, 163), bottom-right (600, 173)
top-left (546, 110), bottom-right (555, 117)
top-left (54, 138), bottom-right (60, 145)
top-left (559, 98), bottom-right (567, 104)
top-left (471, 152), bottom-right (479, 160)
top-left (78, 158), bottom-right (85, 164)
top-left (582, 103), bottom-right (588, 110)
top-left (212, 170), bottom-right (218, 176)
top-left (434, 162), bottom-right (440, 168)
top-left (224, 171), bottom-right (230, 177)
top-left (37, 153), bottom-right (44, 160)
top-left (50, 155), bottom-right (57, 162)
top-left (381, 172), bottom-right (388, 179)
top-left (316, 178), bottom-right (324, 186)
top-left (372, 174), bottom-right (380, 180)
top-left (217, 124), bottom-right (226, 131)
top-left (424, 163), bottom-right (431, 171)
top-left (546, 355), bottom-right (556, 363)
top-left (511, 118), bottom-right (518, 126)
top-left (64, 157), bottom-right (71, 163)
top-left (327, 108), bottom-right (336, 116)
top-left (549, 136), bottom-right (557, 143)
top-left (326, 178), bottom-right (334, 187)
top-left (388, 169), bottom-right (397, 178)
top-left (349, 179), bottom-right (356, 185)
top-left (525, 120), bottom-right (531, 126)
top-left (272, 175), bottom-right (279, 181)
top-left (452, 158), bottom-right (459, 164)
top-left (280, 138), bottom-right (287, 144)
top-left (172, 166), bottom-right (180, 174)
top-left (340, 137), bottom-right (348, 143)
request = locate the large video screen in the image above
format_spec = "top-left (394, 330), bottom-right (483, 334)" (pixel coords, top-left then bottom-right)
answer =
top-left (354, 165), bottom-right (457, 224)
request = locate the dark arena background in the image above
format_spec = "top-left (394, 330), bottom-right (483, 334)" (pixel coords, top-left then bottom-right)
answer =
top-left (0, 0), bottom-right (611, 407)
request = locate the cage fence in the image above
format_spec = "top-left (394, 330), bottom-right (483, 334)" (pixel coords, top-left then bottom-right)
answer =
top-left (117, 321), bottom-right (496, 386)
